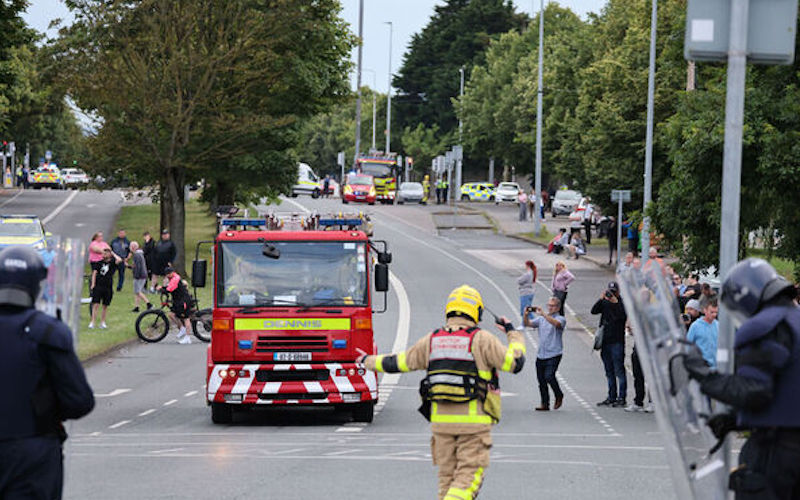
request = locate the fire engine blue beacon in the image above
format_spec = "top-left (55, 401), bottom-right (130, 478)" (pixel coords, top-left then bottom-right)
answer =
top-left (332, 339), bottom-right (347, 349)
top-left (238, 340), bottom-right (253, 350)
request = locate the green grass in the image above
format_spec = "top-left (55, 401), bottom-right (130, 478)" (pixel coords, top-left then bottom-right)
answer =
top-left (77, 200), bottom-right (215, 360)
top-left (519, 226), bottom-right (553, 245)
top-left (746, 249), bottom-right (797, 281)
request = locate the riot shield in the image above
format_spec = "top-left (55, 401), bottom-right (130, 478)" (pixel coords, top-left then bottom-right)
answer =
top-left (617, 265), bottom-right (727, 500)
top-left (37, 235), bottom-right (86, 346)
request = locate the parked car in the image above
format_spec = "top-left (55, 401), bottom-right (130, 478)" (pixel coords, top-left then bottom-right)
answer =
top-left (342, 174), bottom-right (376, 205)
top-left (494, 182), bottom-right (521, 204)
top-left (397, 182), bottom-right (424, 204)
top-left (551, 189), bottom-right (582, 216)
top-left (460, 182), bottom-right (495, 202)
top-left (61, 168), bottom-right (90, 187)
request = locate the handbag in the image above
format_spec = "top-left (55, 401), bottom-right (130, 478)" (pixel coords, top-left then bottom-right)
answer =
top-left (593, 324), bottom-right (605, 351)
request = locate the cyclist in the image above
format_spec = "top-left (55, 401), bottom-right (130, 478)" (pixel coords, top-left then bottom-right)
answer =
top-left (157, 266), bottom-right (193, 344)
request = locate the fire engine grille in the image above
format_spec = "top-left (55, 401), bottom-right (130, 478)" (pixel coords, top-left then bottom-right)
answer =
top-left (256, 335), bottom-right (328, 353)
top-left (255, 369), bottom-right (330, 383)
top-left (258, 393), bottom-right (328, 401)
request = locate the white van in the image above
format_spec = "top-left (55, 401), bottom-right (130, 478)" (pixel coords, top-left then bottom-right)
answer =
top-left (291, 163), bottom-right (321, 198)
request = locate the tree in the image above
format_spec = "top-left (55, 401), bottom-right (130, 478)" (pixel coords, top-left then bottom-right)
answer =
top-left (400, 123), bottom-right (452, 180)
top-left (54, 0), bottom-right (355, 274)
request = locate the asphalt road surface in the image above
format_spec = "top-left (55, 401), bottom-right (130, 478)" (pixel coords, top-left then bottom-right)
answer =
top-left (54, 195), bottom-right (679, 499)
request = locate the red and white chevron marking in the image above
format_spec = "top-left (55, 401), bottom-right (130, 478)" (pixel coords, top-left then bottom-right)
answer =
top-left (207, 363), bottom-right (378, 405)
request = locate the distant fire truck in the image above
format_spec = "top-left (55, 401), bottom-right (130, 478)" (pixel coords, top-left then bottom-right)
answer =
top-left (355, 155), bottom-right (399, 204)
top-left (193, 213), bottom-right (391, 424)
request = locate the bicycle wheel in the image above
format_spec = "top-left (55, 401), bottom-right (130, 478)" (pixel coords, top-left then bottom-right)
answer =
top-left (192, 308), bottom-right (212, 343)
top-left (136, 310), bottom-right (170, 342)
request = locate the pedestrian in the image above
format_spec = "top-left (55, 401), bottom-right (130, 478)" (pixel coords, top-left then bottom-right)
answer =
top-left (442, 179), bottom-right (449, 202)
top-left (524, 297), bottom-right (567, 411)
top-left (551, 260), bottom-right (575, 317)
top-left (527, 190), bottom-right (536, 220)
top-left (152, 228), bottom-right (177, 287)
top-left (548, 228), bottom-right (568, 255)
top-left (89, 247), bottom-right (121, 329)
top-left (0, 246), bottom-right (94, 499)
top-left (686, 297), bottom-right (719, 369)
top-left (422, 175), bottom-right (430, 205)
top-left (682, 273), bottom-right (702, 301)
top-left (682, 259), bottom-right (800, 498)
top-left (22, 166), bottom-right (29, 189)
top-left (567, 232), bottom-right (586, 260)
top-left (517, 190), bottom-right (528, 221)
top-left (617, 252), bottom-right (635, 274)
top-left (541, 189), bottom-right (549, 218)
top-left (156, 266), bottom-right (193, 344)
top-left (592, 281), bottom-right (628, 408)
top-left (358, 285), bottom-right (526, 500)
top-left (643, 246), bottom-right (666, 275)
top-left (110, 229), bottom-right (130, 292)
top-left (582, 198), bottom-right (594, 244)
top-left (129, 241), bottom-right (152, 313)
top-left (323, 174), bottom-right (331, 198)
top-left (607, 216), bottom-right (617, 265)
top-left (517, 260), bottom-right (538, 322)
top-left (88, 231), bottom-right (111, 264)
top-left (142, 231), bottom-right (155, 292)
top-left (622, 218), bottom-right (638, 256)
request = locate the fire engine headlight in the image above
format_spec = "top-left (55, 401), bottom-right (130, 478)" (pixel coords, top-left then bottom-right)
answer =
top-left (218, 369), bottom-right (228, 378)
top-left (369, 187), bottom-right (376, 196)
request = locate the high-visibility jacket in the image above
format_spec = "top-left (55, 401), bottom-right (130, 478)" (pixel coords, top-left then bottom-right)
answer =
top-left (364, 316), bottom-right (526, 434)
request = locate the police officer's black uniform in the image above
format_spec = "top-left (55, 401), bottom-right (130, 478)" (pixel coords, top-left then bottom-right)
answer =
top-left (0, 246), bottom-right (94, 499)
top-left (684, 258), bottom-right (800, 499)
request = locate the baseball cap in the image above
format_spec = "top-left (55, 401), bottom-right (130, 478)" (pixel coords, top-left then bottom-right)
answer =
top-left (685, 299), bottom-right (701, 312)
top-left (607, 281), bottom-right (619, 292)
top-left (164, 266), bottom-right (175, 274)
top-left (161, 228), bottom-right (170, 234)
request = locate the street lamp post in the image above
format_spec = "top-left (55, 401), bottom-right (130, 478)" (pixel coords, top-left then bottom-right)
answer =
top-left (384, 21), bottom-right (393, 154)
top-left (363, 68), bottom-right (378, 152)
top-left (533, 0), bottom-right (545, 236)
top-left (353, 0), bottom-right (364, 165)
top-left (641, 0), bottom-right (657, 264)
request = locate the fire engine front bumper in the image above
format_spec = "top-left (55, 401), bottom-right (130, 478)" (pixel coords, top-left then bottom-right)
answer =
top-left (207, 362), bottom-right (378, 405)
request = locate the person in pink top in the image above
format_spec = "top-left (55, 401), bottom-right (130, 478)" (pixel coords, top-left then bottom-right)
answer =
top-left (88, 232), bottom-right (111, 263)
top-left (157, 266), bottom-right (193, 344)
top-left (551, 260), bottom-right (575, 316)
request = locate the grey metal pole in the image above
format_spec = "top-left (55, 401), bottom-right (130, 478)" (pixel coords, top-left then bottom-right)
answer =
top-left (617, 198), bottom-right (623, 270)
top-left (533, 0), bottom-right (544, 236)
top-left (353, 0), bottom-right (364, 165)
top-left (719, 0), bottom-right (750, 485)
top-left (385, 21), bottom-right (393, 154)
top-left (641, 0), bottom-right (657, 264)
top-left (459, 67), bottom-right (465, 143)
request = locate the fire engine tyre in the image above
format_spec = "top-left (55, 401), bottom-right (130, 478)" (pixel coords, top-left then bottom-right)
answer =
top-left (135, 309), bottom-right (170, 343)
top-left (191, 308), bottom-right (212, 342)
top-left (352, 402), bottom-right (374, 423)
top-left (368, 201), bottom-right (375, 205)
top-left (211, 403), bottom-right (233, 424)
top-left (342, 198), bottom-right (348, 204)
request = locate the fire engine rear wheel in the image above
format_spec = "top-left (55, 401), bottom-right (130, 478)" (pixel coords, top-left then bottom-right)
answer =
top-left (342, 198), bottom-right (348, 204)
top-left (135, 310), bottom-right (169, 343)
top-left (368, 201), bottom-right (375, 206)
top-left (211, 403), bottom-right (233, 424)
top-left (352, 402), bottom-right (374, 423)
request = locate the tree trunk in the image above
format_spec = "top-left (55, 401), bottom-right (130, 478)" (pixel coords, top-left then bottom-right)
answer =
top-left (161, 167), bottom-right (187, 277)
top-left (159, 182), bottom-right (169, 235)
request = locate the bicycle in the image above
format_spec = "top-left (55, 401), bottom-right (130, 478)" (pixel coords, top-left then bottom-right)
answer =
top-left (135, 291), bottom-right (212, 343)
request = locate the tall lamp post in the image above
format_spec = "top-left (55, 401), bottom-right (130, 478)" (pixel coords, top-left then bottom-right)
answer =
top-left (363, 68), bottom-right (378, 152)
top-left (384, 21), bottom-right (393, 154)
top-left (641, 0), bottom-right (658, 264)
top-left (353, 0), bottom-right (364, 165)
top-left (533, 0), bottom-right (545, 236)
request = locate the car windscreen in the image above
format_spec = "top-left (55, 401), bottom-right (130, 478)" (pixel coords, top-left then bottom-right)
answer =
top-left (348, 175), bottom-right (373, 185)
top-left (401, 183), bottom-right (422, 191)
top-left (499, 183), bottom-right (518, 190)
top-left (0, 220), bottom-right (42, 237)
top-left (555, 190), bottom-right (580, 200)
top-left (359, 162), bottom-right (393, 178)
top-left (217, 241), bottom-right (368, 308)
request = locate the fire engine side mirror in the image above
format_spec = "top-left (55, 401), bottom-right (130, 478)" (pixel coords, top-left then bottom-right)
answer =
top-left (192, 260), bottom-right (207, 288)
top-left (378, 251), bottom-right (392, 264)
top-left (374, 263), bottom-right (389, 292)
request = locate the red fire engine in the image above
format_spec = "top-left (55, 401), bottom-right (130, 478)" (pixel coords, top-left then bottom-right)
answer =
top-left (192, 213), bottom-right (391, 424)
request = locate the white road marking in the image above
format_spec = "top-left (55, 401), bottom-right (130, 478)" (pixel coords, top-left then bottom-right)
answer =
top-left (184, 391), bottom-right (198, 397)
top-left (163, 399), bottom-right (178, 406)
top-left (74, 222), bottom-right (85, 227)
top-left (89, 431), bottom-right (102, 437)
top-left (149, 448), bottom-right (185, 454)
top-left (323, 449), bottom-right (361, 456)
top-left (94, 388), bottom-right (132, 398)
top-left (0, 189), bottom-right (23, 208)
top-left (108, 420), bottom-right (131, 429)
top-left (138, 409), bottom-right (156, 417)
top-left (42, 189), bottom-right (78, 224)
top-left (336, 427), bottom-right (366, 433)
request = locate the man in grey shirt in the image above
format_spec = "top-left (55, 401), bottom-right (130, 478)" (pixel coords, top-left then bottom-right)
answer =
top-left (524, 296), bottom-right (567, 411)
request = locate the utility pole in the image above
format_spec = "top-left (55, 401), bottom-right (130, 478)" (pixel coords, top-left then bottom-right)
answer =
top-left (533, 0), bottom-right (545, 236)
top-left (353, 0), bottom-right (364, 165)
top-left (363, 68), bottom-right (378, 151)
top-left (641, 0), bottom-right (657, 264)
top-left (384, 21), bottom-right (393, 154)
top-left (458, 66), bottom-right (465, 143)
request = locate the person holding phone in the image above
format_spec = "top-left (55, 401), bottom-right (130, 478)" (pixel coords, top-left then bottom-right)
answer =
top-left (524, 297), bottom-right (567, 411)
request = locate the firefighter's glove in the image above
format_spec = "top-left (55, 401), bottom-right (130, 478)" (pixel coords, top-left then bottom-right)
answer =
top-left (356, 354), bottom-right (368, 365)
top-left (681, 341), bottom-right (712, 381)
top-left (494, 316), bottom-right (514, 334)
top-left (707, 412), bottom-right (737, 440)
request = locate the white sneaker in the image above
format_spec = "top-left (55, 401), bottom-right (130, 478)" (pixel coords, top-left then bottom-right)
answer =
top-left (644, 404), bottom-right (655, 413)
top-left (178, 335), bottom-right (192, 345)
top-left (88, 322), bottom-right (95, 329)
top-left (100, 322), bottom-right (108, 329)
top-left (624, 404), bottom-right (646, 413)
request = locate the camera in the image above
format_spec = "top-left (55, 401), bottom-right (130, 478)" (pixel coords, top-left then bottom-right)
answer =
top-left (680, 313), bottom-right (691, 324)
top-left (604, 290), bottom-right (613, 299)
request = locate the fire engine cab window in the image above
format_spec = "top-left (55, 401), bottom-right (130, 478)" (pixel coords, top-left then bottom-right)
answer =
top-left (218, 241), bottom-right (368, 307)
top-left (359, 162), bottom-right (392, 178)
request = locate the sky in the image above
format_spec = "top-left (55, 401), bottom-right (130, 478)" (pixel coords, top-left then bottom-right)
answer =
top-left (22, 0), bottom-right (607, 94)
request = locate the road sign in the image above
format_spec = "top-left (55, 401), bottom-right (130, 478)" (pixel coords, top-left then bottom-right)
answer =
top-left (611, 189), bottom-right (631, 202)
top-left (452, 145), bottom-right (463, 161)
top-left (45, 150), bottom-right (52, 161)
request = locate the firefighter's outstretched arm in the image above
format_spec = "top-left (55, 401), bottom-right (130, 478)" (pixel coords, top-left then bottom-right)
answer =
top-left (486, 316), bottom-right (526, 374)
top-left (358, 334), bottom-right (431, 373)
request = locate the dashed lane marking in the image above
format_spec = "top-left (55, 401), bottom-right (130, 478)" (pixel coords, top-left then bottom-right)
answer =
top-left (184, 391), bottom-right (198, 397)
top-left (108, 420), bottom-right (131, 429)
top-left (94, 388), bottom-right (132, 398)
top-left (163, 399), bottom-right (178, 406)
top-left (138, 409), bottom-right (156, 417)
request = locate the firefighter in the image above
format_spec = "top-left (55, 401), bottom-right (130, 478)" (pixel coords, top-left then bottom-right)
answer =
top-left (358, 285), bottom-right (526, 499)
top-left (422, 175), bottom-right (431, 205)
top-left (0, 246), bottom-right (94, 499)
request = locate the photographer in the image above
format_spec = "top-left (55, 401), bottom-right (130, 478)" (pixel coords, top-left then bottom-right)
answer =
top-left (681, 299), bottom-right (702, 329)
top-left (524, 297), bottom-right (567, 411)
top-left (591, 282), bottom-right (628, 408)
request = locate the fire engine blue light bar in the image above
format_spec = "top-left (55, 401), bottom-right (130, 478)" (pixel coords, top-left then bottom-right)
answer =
top-left (318, 218), bottom-right (362, 227)
top-left (221, 219), bottom-right (266, 227)
top-left (238, 340), bottom-right (253, 350)
top-left (332, 339), bottom-right (347, 349)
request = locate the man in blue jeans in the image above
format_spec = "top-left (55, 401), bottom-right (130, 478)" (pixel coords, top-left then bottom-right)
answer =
top-left (524, 296), bottom-right (567, 411)
top-left (591, 282), bottom-right (628, 407)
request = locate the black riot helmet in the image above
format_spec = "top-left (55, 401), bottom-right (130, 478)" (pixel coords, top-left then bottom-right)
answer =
top-left (721, 258), bottom-right (794, 319)
top-left (0, 246), bottom-right (48, 307)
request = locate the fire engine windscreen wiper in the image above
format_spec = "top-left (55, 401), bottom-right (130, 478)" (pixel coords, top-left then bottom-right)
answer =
top-left (236, 298), bottom-right (308, 313)
top-left (295, 298), bottom-right (349, 313)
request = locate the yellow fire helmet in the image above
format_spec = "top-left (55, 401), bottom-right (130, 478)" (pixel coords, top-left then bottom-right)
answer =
top-left (424, 175), bottom-right (430, 181)
top-left (445, 285), bottom-right (484, 323)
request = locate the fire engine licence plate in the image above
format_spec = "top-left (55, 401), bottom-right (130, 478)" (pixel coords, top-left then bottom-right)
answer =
top-left (274, 352), bottom-right (312, 362)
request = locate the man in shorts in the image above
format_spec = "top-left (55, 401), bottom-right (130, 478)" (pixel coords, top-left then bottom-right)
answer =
top-left (158, 266), bottom-right (193, 344)
top-left (89, 248), bottom-right (122, 329)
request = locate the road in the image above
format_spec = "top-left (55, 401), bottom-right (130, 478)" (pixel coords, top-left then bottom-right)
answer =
top-left (3, 192), bottom-right (677, 499)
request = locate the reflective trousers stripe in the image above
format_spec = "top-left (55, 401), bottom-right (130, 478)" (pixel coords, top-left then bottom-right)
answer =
top-left (430, 400), bottom-right (492, 424)
top-left (444, 466), bottom-right (485, 499)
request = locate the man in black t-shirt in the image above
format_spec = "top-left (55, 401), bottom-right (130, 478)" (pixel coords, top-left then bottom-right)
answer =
top-left (89, 248), bottom-right (121, 329)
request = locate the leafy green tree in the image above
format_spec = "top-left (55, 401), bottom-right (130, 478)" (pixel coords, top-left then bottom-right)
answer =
top-left (400, 123), bottom-right (452, 180)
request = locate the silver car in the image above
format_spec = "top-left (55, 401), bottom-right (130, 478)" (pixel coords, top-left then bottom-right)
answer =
top-left (397, 182), bottom-right (424, 204)
top-left (551, 189), bottom-right (582, 216)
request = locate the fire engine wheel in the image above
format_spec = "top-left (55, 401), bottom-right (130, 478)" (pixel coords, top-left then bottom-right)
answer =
top-left (368, 201), bottom-right (375, 206)
top-left (135, 310), bottom-right (169, 343)
top-left (211, 403), bottom-right (233, 424)
top-left (191, 308), bottom-right (212, 343)
top-left (342, 198), bottom-right (349, 204)
top-left (352, 402), bottom-right (374, 423)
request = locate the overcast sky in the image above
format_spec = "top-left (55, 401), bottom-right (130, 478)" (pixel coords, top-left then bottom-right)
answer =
top-left (23, 0), bottom-right (607, 94)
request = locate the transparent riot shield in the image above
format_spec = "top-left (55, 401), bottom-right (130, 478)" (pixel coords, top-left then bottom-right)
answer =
top-left (37, 235), bottom-right (86, 346)
top-left (617, 266), bottom-right (727, 500)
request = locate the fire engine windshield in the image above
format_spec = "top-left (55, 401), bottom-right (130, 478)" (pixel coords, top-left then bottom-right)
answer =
top-left (359, 162), bottom-right (393, 178)
top-left (218, 241), bottom-right (368, 308)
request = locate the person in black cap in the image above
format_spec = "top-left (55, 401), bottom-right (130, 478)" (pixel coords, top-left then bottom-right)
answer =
top-left (0, 246), bottom-right (94, 499)
top-left (591, 281), bottom-right (628, 408)
top-left (152, 228), bottom-right (177, 288)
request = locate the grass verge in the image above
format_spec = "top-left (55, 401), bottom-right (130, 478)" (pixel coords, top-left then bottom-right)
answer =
top-left (746, 249), bottom-right (797, 281)
top-left (77, 200), bottom-right (215, 360)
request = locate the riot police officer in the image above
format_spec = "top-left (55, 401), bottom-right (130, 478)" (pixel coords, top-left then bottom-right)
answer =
top-left (683, 258), bottom-right (800, 499)
top-left (0, 246), bottom-right (95, 499)
top-left (358, 285), bottom-right (526, 499)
